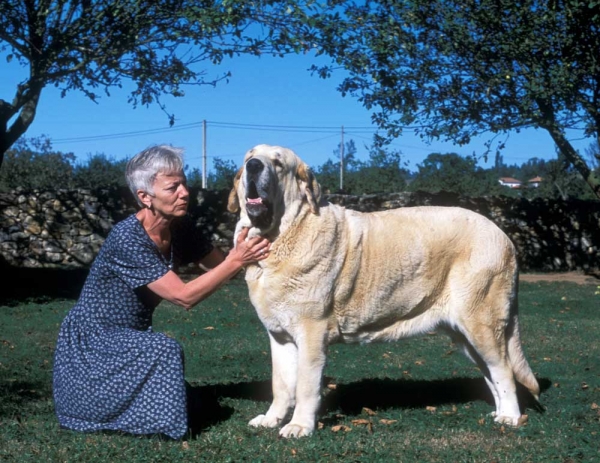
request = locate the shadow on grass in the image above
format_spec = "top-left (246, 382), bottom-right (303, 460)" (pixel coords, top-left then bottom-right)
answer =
top-left (186, 375), bottom-right (550, 434)
top-left (0, 380), bottom-right (50, 417)
top-left (0, 263), bottom-right (88, 306)
top-left (321, 376), bottom-right (550, 418)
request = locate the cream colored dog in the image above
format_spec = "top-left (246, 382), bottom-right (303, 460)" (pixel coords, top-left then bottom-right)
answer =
top-left (228, 144), bottom-right (540, 438)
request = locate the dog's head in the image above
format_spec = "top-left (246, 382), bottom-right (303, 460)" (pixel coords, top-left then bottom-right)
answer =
top-left (227, 144), bottom-right (321, 237)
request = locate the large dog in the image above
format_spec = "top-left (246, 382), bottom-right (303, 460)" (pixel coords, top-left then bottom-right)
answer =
top-left (228, 144), bottom-right (540, 438)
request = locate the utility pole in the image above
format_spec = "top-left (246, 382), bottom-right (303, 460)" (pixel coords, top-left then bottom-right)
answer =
top-left (340, 125), bottom-right (344, 192)
top-left (202, 120), bottom-right (207, 189)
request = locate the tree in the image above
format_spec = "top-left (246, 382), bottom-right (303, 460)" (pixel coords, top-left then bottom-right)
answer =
top-left (310, 0), bottom-right (600, 199)
top-left (208, 157), bottom-right (238, 190)
top-left (354, 145), bottom-right (409, 194)
top-left (0, 136), bottom-right (76, 190)
top-left (73, 153), bottom-right (128, 189)
top-left (0, 0), bottom-right (327, 167)
top-left (409, 152), bottom-right (502, 196)
top-left (313, 140), bottom-right (358, 193)
top-left (585, 140), bottom-right (600, 172)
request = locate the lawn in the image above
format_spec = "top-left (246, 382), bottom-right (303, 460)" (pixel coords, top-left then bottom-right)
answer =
top-left (0, 278), bottom-right (598, 462)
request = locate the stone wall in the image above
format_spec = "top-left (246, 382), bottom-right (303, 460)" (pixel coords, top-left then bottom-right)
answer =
top-left (1, 188), bottom-right (598, 274)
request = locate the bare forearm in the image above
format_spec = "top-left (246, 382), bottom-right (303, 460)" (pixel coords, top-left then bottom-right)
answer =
top-left (147, 229), bottom-right (269, 309)
top-left (181, 256), bottom-right (243, 307)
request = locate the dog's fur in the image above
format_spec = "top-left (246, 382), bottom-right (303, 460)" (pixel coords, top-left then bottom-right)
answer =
top-left (228, 144), bottom-right (540, 438)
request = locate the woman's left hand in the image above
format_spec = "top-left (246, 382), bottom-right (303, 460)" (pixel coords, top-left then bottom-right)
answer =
top-left (229, 227), bottom-right (270, 265)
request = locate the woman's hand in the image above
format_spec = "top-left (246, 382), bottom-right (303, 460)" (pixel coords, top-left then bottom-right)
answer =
top-left (228, 227), bottom-right (271, 266)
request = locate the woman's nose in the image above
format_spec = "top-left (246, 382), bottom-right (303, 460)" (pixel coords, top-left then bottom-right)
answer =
top-left (179, 184), bottom-right (189, 197)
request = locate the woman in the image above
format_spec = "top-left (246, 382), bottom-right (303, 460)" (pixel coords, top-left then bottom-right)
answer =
top-left (53, 145), bottom-right (269, 439)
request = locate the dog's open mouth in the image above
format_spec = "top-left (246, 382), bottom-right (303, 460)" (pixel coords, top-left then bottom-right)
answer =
top-left (245, 180), bottom-right (273, 228)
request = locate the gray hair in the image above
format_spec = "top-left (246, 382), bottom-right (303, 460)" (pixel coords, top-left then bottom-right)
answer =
top-left (126, 144), bottom-right (185, 207)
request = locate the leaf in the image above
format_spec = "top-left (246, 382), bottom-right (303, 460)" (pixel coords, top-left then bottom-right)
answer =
top-left (351, 419), bottom-right (371, 425)
top-left (362, 407), bottom-right (377, 416)
top-left (426, 406), bottom-right (437, 412)
top-left (331, 425), bottom-right (351, 433)
top-left (204, 326), bottom-right (215, 330)
top-left (379, 419), bottom-right (397, 425)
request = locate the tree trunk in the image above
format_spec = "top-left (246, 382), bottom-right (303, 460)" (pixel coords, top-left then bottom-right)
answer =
top-left (546, 126), bottom-right (600, 200)
top-left (0, 91), bottom-right (41, 169)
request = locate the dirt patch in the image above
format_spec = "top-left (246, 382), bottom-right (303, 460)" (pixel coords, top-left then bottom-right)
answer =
top-left (519, 271), bottom-right (600, 285)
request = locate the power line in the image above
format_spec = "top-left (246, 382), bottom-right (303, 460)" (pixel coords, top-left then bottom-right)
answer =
top-left (51, 119), bottom-right (398, 144)
top-left (53, 122), bottom-right (204, 143)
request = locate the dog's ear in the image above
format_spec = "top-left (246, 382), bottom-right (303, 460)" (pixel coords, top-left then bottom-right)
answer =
top-left (297, 162), bottom-right (321, 215)
top-left (227, 167), bottom-right (244, 213)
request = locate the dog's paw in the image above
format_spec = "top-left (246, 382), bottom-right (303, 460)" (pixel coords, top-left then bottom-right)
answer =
top-left (279, 422), bottom-right (314, 438)
top-left (247, 227), bottom-right (262, 240)
top-left (248, 414), bottom-right (281, 428)
top-left (494, 414), bottom-right (528, 427)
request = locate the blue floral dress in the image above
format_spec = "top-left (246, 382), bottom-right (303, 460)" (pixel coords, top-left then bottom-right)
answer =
top-left (53, 214), bottom-right (213, 439)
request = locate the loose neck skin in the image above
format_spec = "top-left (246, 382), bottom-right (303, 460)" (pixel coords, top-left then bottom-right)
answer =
top-left (135, 208), bottom-right (173, 257)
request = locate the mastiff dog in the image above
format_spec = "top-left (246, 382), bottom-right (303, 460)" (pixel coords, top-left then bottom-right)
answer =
top-left (227, 144), bottom-right (540, 438)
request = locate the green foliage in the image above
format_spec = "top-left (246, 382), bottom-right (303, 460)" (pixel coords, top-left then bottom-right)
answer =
top-left (314, 140), bottom-right (409, 194)
top-left (1, 135), bottom-right (595, 199)
top-left (72, 153), bottom-right (128, 189)
top-left (208, 157), bottom-right (238, 191)
top-left (0, 136), bottom-right (76, 191)
top-left (310, 0), bottom-right (600, 198)
top-left (184, 158), bottom-right (238, 191)
top-left (408, 152), bottom-right (500, 196)
top-left (0, 136), bottom-right (130, 191)
top-left (1, 280), bottom-right (599, 461)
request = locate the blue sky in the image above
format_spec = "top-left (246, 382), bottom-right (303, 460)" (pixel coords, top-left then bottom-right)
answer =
top-left (2, 51), bottom-right (593, 174)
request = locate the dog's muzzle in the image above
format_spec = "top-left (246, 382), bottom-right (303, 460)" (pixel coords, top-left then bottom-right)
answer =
top-left (245, 159), bottom-right (273, 229)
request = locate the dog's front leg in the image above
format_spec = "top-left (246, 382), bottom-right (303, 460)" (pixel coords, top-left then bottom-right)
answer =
top-left (279, 321), bottom-right (328, 438)
top-left (249, 332), bottom-right (298, 429)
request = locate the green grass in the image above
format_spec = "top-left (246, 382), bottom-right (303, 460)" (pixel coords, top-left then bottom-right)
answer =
top-left (1, 279), bottom-right (599, 462)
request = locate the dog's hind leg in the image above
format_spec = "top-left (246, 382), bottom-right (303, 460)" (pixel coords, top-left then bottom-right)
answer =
top-left (457, 307), bottom-right (525, 426)
top-left (249, 333), bottom-right (298, 429)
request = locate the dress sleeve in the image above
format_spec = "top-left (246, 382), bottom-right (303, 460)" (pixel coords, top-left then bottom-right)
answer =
top-left (102, 218), bottom-right (170, 289)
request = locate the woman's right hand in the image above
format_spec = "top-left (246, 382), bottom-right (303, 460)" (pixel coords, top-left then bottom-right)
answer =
top-left (228, 227), bottom-right (270, 266)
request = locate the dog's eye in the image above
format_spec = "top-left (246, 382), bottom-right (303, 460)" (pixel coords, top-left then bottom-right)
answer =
top-left (273, 158), bottom-right (283, 169)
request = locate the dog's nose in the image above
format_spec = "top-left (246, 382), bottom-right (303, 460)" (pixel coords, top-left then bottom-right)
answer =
top-left (246, 158), bottom-right (264, 175)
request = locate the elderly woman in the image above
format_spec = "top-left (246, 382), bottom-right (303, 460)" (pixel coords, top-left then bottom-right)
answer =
top-left (53, 145), bottom-right (269, 439)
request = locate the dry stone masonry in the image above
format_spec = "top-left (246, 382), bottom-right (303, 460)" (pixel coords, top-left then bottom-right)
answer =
top-left (1, 188), bottom-right (598, 274)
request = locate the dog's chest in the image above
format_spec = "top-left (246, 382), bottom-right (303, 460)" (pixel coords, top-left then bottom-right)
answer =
top-left (245, 268), bottom-right (307, 337)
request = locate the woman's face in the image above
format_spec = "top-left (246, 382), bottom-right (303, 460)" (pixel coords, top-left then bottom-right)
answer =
top-left (149, 171), bottom-right (189, 218)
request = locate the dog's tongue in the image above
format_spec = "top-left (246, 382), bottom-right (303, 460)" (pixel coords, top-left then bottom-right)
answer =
top-left (247, 197), bottom-right (263, 205)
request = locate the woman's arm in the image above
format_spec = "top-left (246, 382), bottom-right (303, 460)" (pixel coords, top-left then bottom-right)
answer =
top-left (147, 228), bottom-right (269, 309)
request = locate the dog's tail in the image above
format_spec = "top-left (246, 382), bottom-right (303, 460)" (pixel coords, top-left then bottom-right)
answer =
top-left (507, 282), bottom-right (540, 401)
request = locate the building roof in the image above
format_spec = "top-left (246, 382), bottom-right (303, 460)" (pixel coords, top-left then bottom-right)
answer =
top-left (499, 177), bottom-right (522, 184)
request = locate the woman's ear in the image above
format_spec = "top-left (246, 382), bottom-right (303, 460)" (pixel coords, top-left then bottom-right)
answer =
top-left (137, 189), bottom-right (153, 209)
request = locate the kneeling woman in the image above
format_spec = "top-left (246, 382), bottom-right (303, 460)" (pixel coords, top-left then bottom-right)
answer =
top-left (53, 145), bottom-right (269, 439)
